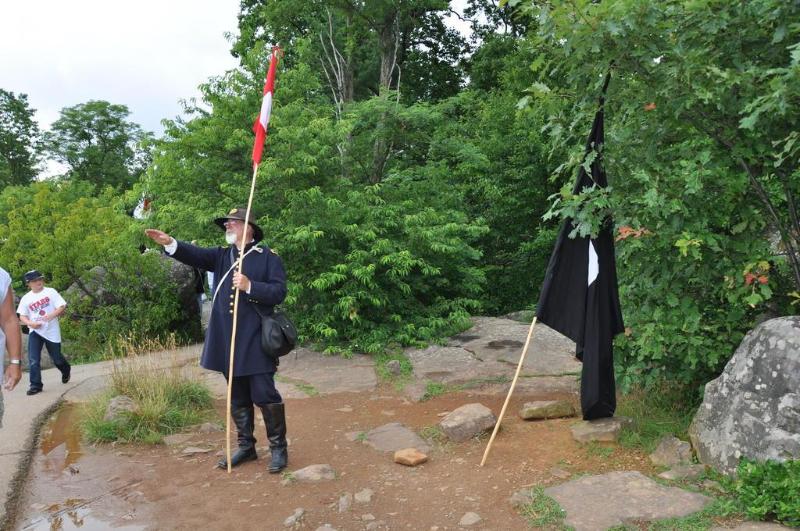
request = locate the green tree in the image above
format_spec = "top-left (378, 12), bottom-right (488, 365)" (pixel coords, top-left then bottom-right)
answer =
top-left (0, 89), bottom-right (40, 186)
top-left (0, 181), bottom-right (192, 360)
top-left (45, 100), bottom-right (152, 190)
top-left (519, 0), bottom-right (799, 384)
top-left (234, 0), bottom-right (467, 103)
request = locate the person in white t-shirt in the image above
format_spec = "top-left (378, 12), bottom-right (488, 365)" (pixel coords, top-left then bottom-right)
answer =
top-left (16, 270), bottom-right (71, 395)
top-left (1, 267), bottom-right (23, 427)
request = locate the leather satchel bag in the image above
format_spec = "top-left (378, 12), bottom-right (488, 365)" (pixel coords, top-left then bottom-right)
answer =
top-left (252, 303), bottom-right (298, 359)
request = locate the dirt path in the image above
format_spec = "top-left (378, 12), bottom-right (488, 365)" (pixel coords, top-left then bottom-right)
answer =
top-left (13, 385), bottom-right (654, 530)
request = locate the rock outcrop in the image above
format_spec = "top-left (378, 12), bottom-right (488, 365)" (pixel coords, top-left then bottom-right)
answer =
top-left (689, 316), bottom-right (800, 475)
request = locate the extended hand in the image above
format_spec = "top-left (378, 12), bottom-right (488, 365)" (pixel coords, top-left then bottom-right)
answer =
top-left (4, 364), bottom-right (21, 391)
top-left (144, 229), bottom-right (174, 246)
top-left (232, 272), bottom-right (251, 292)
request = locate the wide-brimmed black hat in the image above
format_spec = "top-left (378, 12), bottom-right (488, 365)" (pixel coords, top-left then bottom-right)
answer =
top-left (24, 270), bottom-right (44, 283)
top-left (213, 206), bottom-right (264, 242)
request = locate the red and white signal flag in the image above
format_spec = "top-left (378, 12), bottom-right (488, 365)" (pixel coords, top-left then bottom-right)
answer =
top-left (252, 47), bottom-right (280, 166)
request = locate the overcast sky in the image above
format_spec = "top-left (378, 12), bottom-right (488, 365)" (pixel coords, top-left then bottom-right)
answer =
top-left (1, 1), bottom-right (471, 140)
top-left (0, 0), bottom-right (241, 135)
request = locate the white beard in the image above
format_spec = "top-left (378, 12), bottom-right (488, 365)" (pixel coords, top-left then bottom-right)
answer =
top-left (225, 232), bottom-right (238, 245)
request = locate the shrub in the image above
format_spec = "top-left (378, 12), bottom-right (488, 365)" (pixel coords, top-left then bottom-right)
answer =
top-left (734, 459), bottom-right (800, 526)
top-left (82, 336), bottom-right (214, 443)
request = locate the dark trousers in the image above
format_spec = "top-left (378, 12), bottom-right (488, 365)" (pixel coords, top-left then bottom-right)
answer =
top-left (229, 372), bottom-right (282, 408)
top-left (28, 332), bottom-right (70, 390)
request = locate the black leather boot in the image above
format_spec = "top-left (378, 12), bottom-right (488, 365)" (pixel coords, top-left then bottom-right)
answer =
top-left (261, 403), bottom-right (288, 473)
top-left (217, 406), bottom-right (258, 469)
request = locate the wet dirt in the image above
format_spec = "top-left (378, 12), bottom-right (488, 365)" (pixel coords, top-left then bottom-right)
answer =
top-left (13, 387), bottom-right (655, 530)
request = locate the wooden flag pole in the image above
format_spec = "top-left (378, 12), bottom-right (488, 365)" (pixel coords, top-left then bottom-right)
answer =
top-left (224, 162), bottom-right (261, 473)
top-left (480, 316), bottom-right (538, 467)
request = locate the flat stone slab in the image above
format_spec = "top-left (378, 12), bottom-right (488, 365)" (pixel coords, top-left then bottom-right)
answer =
top-left (405, 318), bottom-right (581, 389)
top-left (545, 471), bottom-right (712, 531)
top-left (449, 317), bottom-right (581, 376)
top-left (406, 346), bottom-right (507, 385)
top-left (471, 375), bottom-right (580, 397)
top-left (571, 417), bottom-right (632, 443)
top-left (359, 423), bottom-right (431, 453)
top-left (277, 347), bottom-right (378, 395)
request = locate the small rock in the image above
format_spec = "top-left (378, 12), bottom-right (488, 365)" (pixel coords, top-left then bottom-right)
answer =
top-left (103, 395), bottom-right (138, 422)
top-left (658, 464), bottom-right (706, 481)
top-left (338, 492), bottom-right (352, 513)
top-left (336, 406), bottom-right (353, 412)
top-left (284, 508), bottom-right (304, 527)
top-left (509, 489), bottom-right (533, 508)
top-left (394, 448), bottom-right (428, 466)
top-left (182, 446), bottom-right (212, 455)
top-left (355, 488), bottom-right (374, 503)
top-left (385, 359), bottom-right (402, 376)
top-left (66, 465), bottom-right (79, 475)
top-left (458, 512), bottom-right (482, 527)
top-left (440, 403), bottom-right (496, 442)
top-left (650, 435), bottom-right (693, 467)
top-left (315, 525), bottom-right (337, 531)
top-left (361, 513), bottom-right (376, 521)
top-left (293, 464), bottom-right (335, 482)
top-left (519, 400), bottom-right (576, 420)
top-left (366, 522), bottom-right (385, 531)
top-left (30, 503), bottom-right (47, 511)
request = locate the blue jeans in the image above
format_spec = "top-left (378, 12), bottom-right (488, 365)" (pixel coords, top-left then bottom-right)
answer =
top-left (28, 331), bottom-right (70, 390)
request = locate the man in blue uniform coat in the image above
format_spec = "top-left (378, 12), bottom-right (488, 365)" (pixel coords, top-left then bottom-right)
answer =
top-left (145, 207), bottom-right (289, 473)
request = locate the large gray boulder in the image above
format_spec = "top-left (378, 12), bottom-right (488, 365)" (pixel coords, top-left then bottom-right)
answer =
top-left (64, 252), bottom-right (202, 338)
top-left (689, 316), bottom-right (800, 476)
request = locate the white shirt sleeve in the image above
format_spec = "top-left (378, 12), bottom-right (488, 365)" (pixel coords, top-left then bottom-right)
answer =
top-left (164, 238), bottom-right (178, 255)
top-left (51, 289), bottom-right (67, 308)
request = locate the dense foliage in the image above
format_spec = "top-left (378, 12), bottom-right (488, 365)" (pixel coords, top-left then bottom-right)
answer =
top-left (0, 181), bottom-right (191, 360)
top-left (517, 0), bottom-right (799, 386)
top-left (734, 459), bottom-right (800, 526)
top-left (0, 0), bottom-right (796, 387)
top-left (0, 89), bottom-right (40, 187)
top-left (45, 100), bottom-right (153, 190)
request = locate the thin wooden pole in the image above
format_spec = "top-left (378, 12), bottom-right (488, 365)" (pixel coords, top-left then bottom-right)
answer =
top-left (225, 162), bottom-right (261, 473)
top-left (480, 316), bottom-right (538, 467)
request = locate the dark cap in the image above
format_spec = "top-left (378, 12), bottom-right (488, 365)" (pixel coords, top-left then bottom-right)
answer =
top-left (213, 206), bottom-right (264, 242)
top-left (24, 270), bottom-right (44, 283)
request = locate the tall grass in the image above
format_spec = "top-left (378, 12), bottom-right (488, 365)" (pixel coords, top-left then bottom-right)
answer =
top-left (616, 383), bottom-right (701, 453)
top-left (82, 334), bottom-right (214, 444)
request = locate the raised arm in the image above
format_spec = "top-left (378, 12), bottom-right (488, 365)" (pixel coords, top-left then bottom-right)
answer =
top-left (145, 229), bottom-right (217, 271)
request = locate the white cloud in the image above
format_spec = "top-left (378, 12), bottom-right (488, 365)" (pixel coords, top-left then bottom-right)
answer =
top-left (0, 0), bottom-right (240, 134)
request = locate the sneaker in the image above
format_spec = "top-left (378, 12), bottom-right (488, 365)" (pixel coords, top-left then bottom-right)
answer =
top-left (26, 388), bottom-right (42, 396)
top-left (62, 366), bottom-right (71, 384)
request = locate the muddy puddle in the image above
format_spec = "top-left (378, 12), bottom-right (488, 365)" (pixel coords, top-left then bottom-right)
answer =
top-left (14, 404), bottom-right (151, 531)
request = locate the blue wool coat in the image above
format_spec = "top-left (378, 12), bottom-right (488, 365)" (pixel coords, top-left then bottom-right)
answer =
top-left (170, 240), bottom-right (287, 376)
